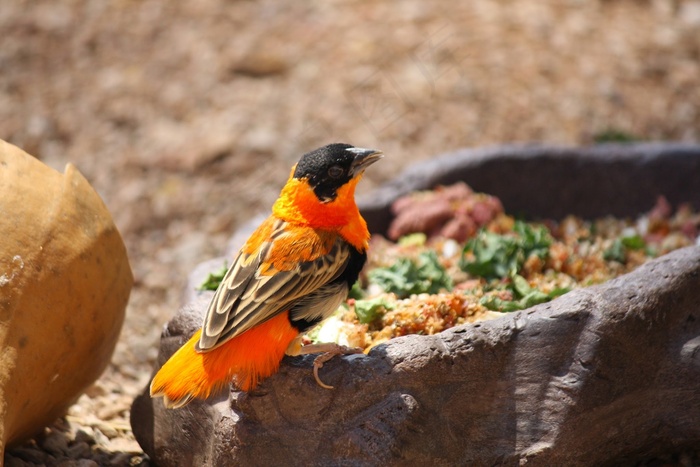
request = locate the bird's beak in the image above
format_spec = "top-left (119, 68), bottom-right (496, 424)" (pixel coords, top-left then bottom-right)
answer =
top-left (347, 147), bottom-right (383, 176)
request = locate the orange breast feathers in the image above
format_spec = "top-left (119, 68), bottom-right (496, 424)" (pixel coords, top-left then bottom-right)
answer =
top-left (271, 169), bottom-right (370, 253)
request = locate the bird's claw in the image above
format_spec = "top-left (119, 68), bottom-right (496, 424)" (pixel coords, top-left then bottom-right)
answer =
top-left (312, 345), bottom-right (362, 389)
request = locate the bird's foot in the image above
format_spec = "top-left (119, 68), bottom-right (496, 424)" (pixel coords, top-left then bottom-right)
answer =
top-left (296, 343), bottom-right (362, 389)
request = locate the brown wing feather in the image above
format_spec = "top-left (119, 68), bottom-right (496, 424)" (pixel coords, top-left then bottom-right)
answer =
top-left (197, 219), bottom-right (351, 351)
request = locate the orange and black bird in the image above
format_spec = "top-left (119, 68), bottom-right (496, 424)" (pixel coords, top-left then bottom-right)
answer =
top-left (150, 143), bottom-right (382, 408)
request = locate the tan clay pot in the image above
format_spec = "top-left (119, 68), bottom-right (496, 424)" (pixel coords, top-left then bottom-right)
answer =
top-left (0, 140), bottom-right (132, 451)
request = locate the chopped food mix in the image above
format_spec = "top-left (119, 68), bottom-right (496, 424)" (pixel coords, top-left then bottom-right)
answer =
top-left (305, 183), bottom-right (700, 352)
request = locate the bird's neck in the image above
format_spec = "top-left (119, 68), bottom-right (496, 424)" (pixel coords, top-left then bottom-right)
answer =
top-left (272, 177), bottom-right (370, 252)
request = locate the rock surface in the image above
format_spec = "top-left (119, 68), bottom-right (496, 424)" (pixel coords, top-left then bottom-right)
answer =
top-left (0, 140), bottom-right (133, 451)
top-left (133, 244), bottom-right (700, 466)
top-left (132, 143), bottom-right (700, 465)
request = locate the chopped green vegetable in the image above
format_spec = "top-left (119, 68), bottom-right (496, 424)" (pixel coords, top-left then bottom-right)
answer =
top-left (603, 239), bottom-right (626, 263)
top-left (354, 296), bottom-right (395, 324)
top-left (512, 274), bottom-right (532, 297)
top-left (621, 234), bottom-right (645, 250)
top-left (604, 234), bottom-right (645, 263)
top-left (198, 263), bottom-right (229, 291)
top-left (348, 281), bottom-right (365, 300)
top-left (368, 250), bottom-right (453, 298)
top-left (460, 221), bottom-right (553, 280)
top-left (514, 220), bottom-right (552, 260)
top-left (593, 129), bottom-right (638, 143)
top-left (480, 275), bottom-right (570, 312)
top-left (480, 295), bottom-right (521, 312)
top-left (460, 231), bottom-right (519, 278)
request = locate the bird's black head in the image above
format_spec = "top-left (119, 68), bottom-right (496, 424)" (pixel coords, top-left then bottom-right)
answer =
top-left (294, 143), bottom-right (383, 202)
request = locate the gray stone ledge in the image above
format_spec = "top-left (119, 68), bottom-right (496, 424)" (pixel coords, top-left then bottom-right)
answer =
top-left (132, 143), bottom-right (700, 466)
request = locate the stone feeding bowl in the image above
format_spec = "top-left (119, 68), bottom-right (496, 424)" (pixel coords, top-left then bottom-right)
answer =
top-left (132, 143), bottom-right (700, 466)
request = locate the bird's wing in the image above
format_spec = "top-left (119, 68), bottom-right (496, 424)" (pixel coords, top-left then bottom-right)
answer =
top-left (197, 218), bottom-right (350, 351)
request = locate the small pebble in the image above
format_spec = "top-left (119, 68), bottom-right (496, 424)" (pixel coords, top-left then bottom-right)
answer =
top-left (95, 421), bottom-right (119, 438)
top-left (40, 431), bottom-right (69, 456)
top-left (74, 428), bottom-right (96, 445)
top-left (9, 446), bottom-right (49, 463)
top-left (66, 441), bottom-right (92, 459)
top-left (97, 400), bottom-right (129, 420)
top-left (92, 428), bottom-right (111, 447)
top-left (91, 449), bottom-right (113, 466)
top-left (109, 452), bottom-right (133, 466)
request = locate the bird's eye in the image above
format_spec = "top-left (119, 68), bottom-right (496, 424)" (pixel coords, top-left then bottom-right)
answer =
top-left (328, 165), bottom-right (344, 178)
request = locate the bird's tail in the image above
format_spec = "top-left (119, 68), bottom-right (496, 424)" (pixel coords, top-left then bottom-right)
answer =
top-left (150, 312), bottom-right (299, 408)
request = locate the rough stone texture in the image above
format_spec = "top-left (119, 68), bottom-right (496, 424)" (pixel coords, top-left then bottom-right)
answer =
top-left (0, 140), bottom-right (133, 451)
top-left (133, 246), bottom-right (700, 466)
top-left (132, 144), bottom-right (700, 465)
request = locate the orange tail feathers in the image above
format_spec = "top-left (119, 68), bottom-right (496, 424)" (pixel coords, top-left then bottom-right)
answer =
top-left (150, 312), bottom-right (299, 408)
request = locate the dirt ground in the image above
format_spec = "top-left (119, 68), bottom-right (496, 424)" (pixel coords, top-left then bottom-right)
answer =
top-left (2, 0), bottom-right (699, 465)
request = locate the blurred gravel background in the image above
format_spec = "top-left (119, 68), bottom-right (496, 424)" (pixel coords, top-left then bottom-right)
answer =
top-left (1, 0), bottom-right (699, 465)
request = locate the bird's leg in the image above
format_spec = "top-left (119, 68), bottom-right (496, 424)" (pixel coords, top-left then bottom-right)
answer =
top-left (285, 339), bottom-right (362, 389)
